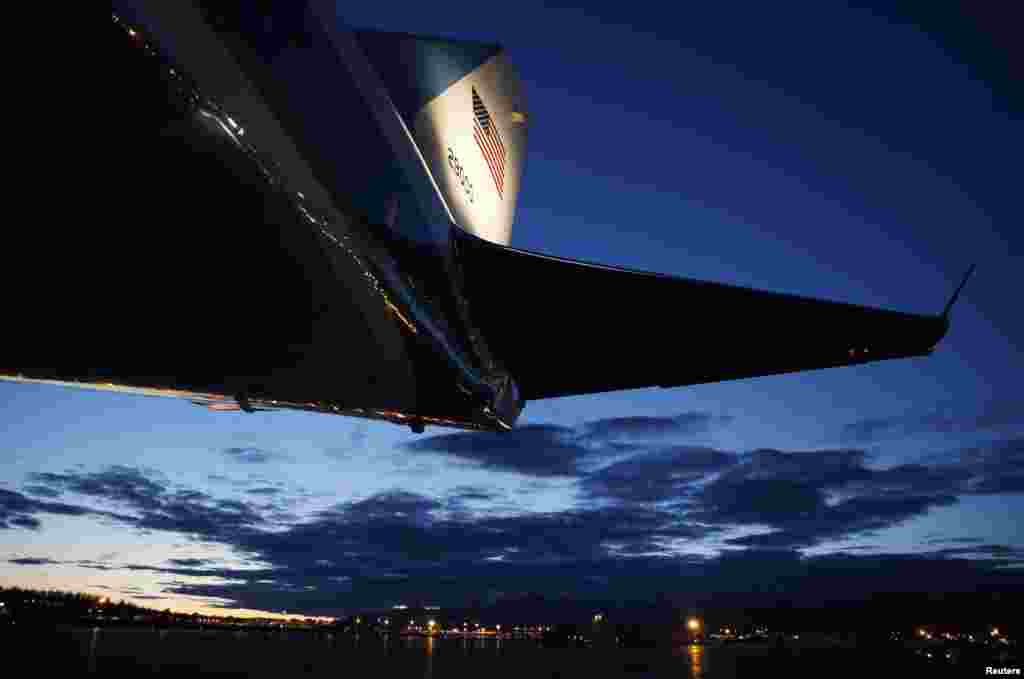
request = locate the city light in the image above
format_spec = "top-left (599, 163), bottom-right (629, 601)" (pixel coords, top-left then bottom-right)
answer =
top-left (13, 579), bottom-right (1019, 650)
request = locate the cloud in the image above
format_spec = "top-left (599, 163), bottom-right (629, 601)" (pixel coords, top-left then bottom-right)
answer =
top-left (690, 448), bottom-right (980, 549)
top-left (579, 412), bottom-right (733, 443)
top-left (349, 424), bottom-right (369, 449)
top-left (133, 492), bottom-right (265, 541)
top-left (61, 559), bottom-right (269, 586)
top-left (702, 477), bottom-right (823, 526)
top-left (0, 487), bottom-right (107, 530)
top-left (21, 466), bottom-right (269, 542)
top-left (447, 486), bottom-right (502, 503)
top-left (582, 446), bottom-right (737, 504)
top-left (401, 424), bottom-right (585, 477)
top-left (839, 398), bottom-right (1024, 443)
top-left (931, 544), bottom-right (1024, 562)
top-left (221, 447), bottom-right (283, 464)
top-left (328, 491), bottom-right (443, 523)
top-left (9, 516), bottom-right (41, 530)
top-left (168, 558), bottom-right (213, 567)
top-left (245, 487), bottom-right (282, 496)
top-left (401, 411), bottom-right (732, 477)
top-left (723, 494), bottom-right (959, 549)
top-left (924, 535), bottom-right (983, 545)
top-left (863, 463), bottom-right (974, 495)
top-left (224, 490), bottom-right (721, 600)
top-left (955, 436), bottom-right (1024, 494)
top-left (21, 485), bottom-right (62, 498)
top-left (27, 466), bottom-right (165, 511)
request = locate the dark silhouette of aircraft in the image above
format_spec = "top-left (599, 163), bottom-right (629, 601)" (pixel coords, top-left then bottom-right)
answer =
top-left (3, 3), bottom-right (970, 433)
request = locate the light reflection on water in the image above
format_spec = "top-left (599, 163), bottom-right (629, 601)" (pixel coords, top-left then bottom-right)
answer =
top-left (366, 636), bottom-right (707, 678)
top-left (79, 628), bottom-right (710, 678)
top-left (689, 644), bottom-right (703, 679)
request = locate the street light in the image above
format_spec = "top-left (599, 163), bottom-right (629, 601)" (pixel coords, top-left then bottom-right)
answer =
top-left (688, 618), bottom-right (700, 632)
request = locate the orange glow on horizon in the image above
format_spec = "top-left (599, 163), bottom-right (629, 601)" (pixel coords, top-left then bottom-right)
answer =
top-left (0, 576), bottom-right (335, 623)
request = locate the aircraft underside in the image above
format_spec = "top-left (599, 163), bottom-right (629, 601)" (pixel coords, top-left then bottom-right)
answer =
top-left (4, 7), bottom-right (521, 432)
top-left (3, 4), bottom-right (959, 433)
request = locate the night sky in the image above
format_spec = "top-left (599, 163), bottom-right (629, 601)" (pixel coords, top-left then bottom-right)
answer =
top-left (1, 2), bottom-right (1021, 617)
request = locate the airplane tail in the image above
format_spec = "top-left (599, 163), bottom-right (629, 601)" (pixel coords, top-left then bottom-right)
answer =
top-left (351, 29), bottom-right (528, 246)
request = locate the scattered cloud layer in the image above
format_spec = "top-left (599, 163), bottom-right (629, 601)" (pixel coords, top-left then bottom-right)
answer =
top-left (400, 412), bottom-right (731, 477)
top-left (401, 424), bottom-right (586, 477)
top-left (582, 446), bottom-right (736, 504)
top-left (0, 487), bottom-right (121, 531)
top-left (6, 409), bottom-right (1023, 614)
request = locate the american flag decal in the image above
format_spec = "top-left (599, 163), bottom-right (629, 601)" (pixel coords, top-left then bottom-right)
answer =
top-left (472, 88), bottom-right (506, 199)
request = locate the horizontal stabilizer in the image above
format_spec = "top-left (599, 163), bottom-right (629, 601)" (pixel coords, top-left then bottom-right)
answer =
top-left (942, 264), bottom-right (975, 320)
top-left (454, 229), bottom-right (949, 401)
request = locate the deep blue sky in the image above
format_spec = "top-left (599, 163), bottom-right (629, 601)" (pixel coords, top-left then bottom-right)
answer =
top-left (1, 2), bottom-right (1021, 617)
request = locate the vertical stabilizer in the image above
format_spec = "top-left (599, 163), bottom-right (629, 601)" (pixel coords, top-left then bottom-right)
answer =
top-left (353, 30), bottom-right (528, 245)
